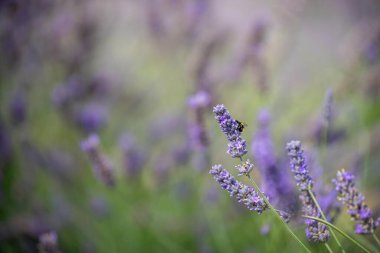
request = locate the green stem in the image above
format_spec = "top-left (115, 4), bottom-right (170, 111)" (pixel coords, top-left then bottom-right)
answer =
top-left (303, 215), bottom-right (371, 253)
top-left (308, 186), bottom-right (346, 253)
top-left (373, 234), bottom-right (380, 248)
top-left (325, 243), bottom-right (334, 253)
top-left (247, 175), bottom-right (312, 253)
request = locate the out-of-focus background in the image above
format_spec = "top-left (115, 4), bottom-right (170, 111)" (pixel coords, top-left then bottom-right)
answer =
top-left (1, 0), bottom-right (380, 252)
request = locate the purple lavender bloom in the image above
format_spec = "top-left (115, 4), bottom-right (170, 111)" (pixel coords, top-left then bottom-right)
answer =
top-left (286, 140), bottom-right (330, 243)
top-left (51, 76), bottom-right (85, 108)
top-left (119, 133), bottom-right (147, 179)
top-left (251, 110), bottom-right (293, 207)
top-left (333, 169), bottom-right (379, 234)
top-left (210, 164), bottom-right (268, 214)
top-left (8, 89), bottom-right (26, 126)
top-left (213, 104), bottom-right (247, 158)
top-left (187, 90), bottom-right (211, 109)
top-left (38, 231), bottom-right (61, 253)
top-left (81, 134), bottom-right (115, 187)
top-left (76, 103), bottom-right (108, 133)
top-left (251, 110), bottom-right (276, 171)
top-left (0, 120), bottom-right (12, 169)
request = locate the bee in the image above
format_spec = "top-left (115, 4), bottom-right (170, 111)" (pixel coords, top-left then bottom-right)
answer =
top-left (236, 120), bottom-right (248, 133)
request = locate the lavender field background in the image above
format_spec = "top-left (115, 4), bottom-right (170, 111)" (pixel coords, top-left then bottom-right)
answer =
top-left (1, 0), bottom-right (380, 252)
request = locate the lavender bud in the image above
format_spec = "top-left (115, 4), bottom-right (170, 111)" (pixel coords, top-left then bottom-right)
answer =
top-left (213, 104), bottom-right (247, 158)
top-left (333, 169), bottom-right (379, 234)
top-left (80, 134), bottom-right (115, 187)
top-left (38, 231), bottom-right (61, 253)
top-left (235, 159), bottom-right (254, 177)
top-left (286, 140), bottom-right (330, 243)
top-left (210, 164), bottom-right (268, 214)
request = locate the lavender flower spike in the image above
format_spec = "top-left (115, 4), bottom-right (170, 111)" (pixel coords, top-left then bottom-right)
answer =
top-left (210, 164), bottom-right (268, 214)
top-left (38, 231), bottom-right (61, 253)
top-left (333, 169), bottom-right (380, 234)
top-left (286, 140), bottom-right (330, 243)
top-left (81, 134), bottom-right (115, 187)
top-left (213, 104), bottom-right (247, 158)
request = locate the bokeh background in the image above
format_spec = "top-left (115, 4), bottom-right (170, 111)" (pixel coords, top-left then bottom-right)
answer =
top-left (1, 0), bottom-right (380, 252)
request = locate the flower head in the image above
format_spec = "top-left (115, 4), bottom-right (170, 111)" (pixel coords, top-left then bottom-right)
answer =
top-left (333, 169), bottom-right (379, 234)
top-left (213, 104), bottom-right (247, 158)
top-left (210, 164), bottom-right (268, 214)
top-left (81, 134), bottom-right (115, 187)
top-left (286, 140), bottom-right (330, 243)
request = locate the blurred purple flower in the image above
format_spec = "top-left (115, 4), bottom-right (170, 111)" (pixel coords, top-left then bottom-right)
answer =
top-left (38, 231), bottom-right (61, 253)
top-left (187, 90), bottom-right (211, 109)
top-left (251, 110), bottom-right (294, 207)
top-left (90, 196), bottom-right (110, 217)
top-left (172, 141), bottom-right (191, 166)
top-left (251, 110), bottom-right (276, 179)
top-left (51, 76), bottom-right (85, 108)
top-left (333, 169), bottom-right (379, 234)
top-left (76, 103), bottom-right (108, 133)
top-left (260, 224), bottom-right (271, 235)
top-left (286, 140), bottom-right (330, 243)
top-left (0, 120), bottom-right (12, 169)
top-left (8, 89), bottom-right (26, 126)
top-left (119, 133), bottom-right (147, 179)
top-left (80, 134), bottom-right (115, 187)
top-left (322, 88), bottom-right (333, 127)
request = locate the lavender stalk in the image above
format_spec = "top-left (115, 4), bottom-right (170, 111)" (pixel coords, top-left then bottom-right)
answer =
top-left (212, 104), bottom-right (311, 253)
top-left (80, 134), bottom-right (115, 187)
top-left (333, 169), bottom-right (380, 235)
top-left (286, 141), bottom-right (330, 243)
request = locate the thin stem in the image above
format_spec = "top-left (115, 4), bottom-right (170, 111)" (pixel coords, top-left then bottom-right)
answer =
top-left (304, 215), bottom-right (371, 253)
top-left (247, 175), bottom-right (312, 253)
top-left (325, 243), bottom-right (334, 253)
top-left (373, 234), bottom-right (380, 248)
top-left (308, 186), bottom-right (346, 253)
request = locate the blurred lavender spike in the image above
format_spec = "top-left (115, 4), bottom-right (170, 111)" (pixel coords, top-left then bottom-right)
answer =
top-left (333, 169), bottom-right (379, 234)
top-left (213, 104), bottom-right (247, 158)
top-left (0, 120), bottom-right (13, 171)
top-left (51, 76), bottom-right (85, 108)
top-left (322, 88), bottom-right (333, 128)
top-left (251, 109), bottom-right (293, 208)
top-left (306, 150), bottom-right (341, 222)
top-left (184, 0), bottom-right (211, 41)
top-left (188, 90), bottom-right (211, 151)
top-left (119, 133), bottom-right (147, 179)
top-left (247, 19), bottom-right (269, 93)
top-left (38, 231), bottom-right (61, 253)
top-left (144, 0), bottom-right (166, 40)
top-left (8, 89), bottom-right (26, 126)
top-left (76, 103), bottom-right (108, 133)
top-left (80, 134), bottom-right (115, 187)
top-left (286, 140), bottom-right (330, 243)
